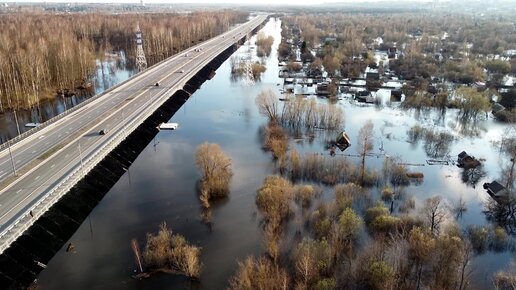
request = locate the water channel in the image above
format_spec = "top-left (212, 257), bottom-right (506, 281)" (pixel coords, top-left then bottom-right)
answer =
top-left (30, 17), bottom-right (515, 289)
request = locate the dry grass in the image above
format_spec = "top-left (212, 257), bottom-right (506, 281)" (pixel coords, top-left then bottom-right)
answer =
top-left (143, 222), bottom-right (202, 279)
top-left (407, 172), bottom-right (424, 179)
top-left (284, 153), bottom-right (380, 187)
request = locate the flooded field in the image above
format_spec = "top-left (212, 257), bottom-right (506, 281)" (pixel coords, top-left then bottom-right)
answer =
top-left (35, 18), bottom-right (514, 289)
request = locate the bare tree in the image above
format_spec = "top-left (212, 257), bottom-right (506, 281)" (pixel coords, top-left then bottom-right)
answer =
top-left (423, 196), bottom-right (447, 235)
top-left (256, 89), bottom-right (280, 122)
top-left (357, 120), bottom-right (375, 185)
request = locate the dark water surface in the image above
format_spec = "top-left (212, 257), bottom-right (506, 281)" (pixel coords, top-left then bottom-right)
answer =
top-left (36, 18), bottom-right (513, 289)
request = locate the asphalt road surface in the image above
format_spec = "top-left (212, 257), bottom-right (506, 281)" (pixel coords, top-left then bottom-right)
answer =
top-left (0, 15), bottom-right (267, 237)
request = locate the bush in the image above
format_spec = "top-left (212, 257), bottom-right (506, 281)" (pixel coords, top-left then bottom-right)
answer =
top-left (228, 256), bottom-right (290, 290)
top-left (399, 196), bottom-right (416, 213)
top-left (381, 187), bottom-right (394, 201)
top-left (195, 143), bottom-right (233, 206)
top-left (313, 278), bottom-right (336, 290)
top-left (467, 225), bottom-right (488, 253)
top-left (256, 176), bottom-right (294, 223)
top-left (294, 184), bottom-right (319, 209)
top-left (492, 226), bottom-right (508, 251)
top-left (143, 222), bottom-right (202, 278)
top-left (366, 261), bottom-right (394, 290)
top-left (262, 122), bottom-right (289, 160)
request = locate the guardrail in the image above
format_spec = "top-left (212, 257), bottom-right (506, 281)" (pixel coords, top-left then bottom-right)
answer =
top-left (0, 18), bottom-right (257, 154)
top-left (0, 17), bottom-right (265, 255)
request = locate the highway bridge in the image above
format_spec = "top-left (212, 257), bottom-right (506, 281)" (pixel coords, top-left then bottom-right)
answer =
top-left (0, 15), bottom-right (267, 255)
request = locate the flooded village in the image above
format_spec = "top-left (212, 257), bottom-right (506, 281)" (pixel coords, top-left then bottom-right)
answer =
top-left (0, 2), bottom-right (515, 290)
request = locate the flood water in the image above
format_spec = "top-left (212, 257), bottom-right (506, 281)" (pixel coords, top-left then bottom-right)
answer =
top-left (35, 18), bottom-right (514, 289)
top-left (0, 52), bottom-right (137, 142)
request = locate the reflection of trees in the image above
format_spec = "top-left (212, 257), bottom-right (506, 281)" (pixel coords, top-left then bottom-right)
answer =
top-left (485, 195), bottom-right (516, 234)
top-left (499, 130), bottom-right (516, 189)
top-left (461, 165), bottom-right (486, 188)
top-left (423, 130), bottom-right (454, 158)
top-left (450, 114), bottom-right (484, 137)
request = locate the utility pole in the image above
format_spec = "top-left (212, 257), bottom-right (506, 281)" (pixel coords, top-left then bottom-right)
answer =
top-left (13, 109), bottom-right (20, 136)
top-left (135, 23), bottom-right (147, 71)
top-left (8, 140), bottom-right (17, 176)
top-left (242, 33), bottom-right (255, 86)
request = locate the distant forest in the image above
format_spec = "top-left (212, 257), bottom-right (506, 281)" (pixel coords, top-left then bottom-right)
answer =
top-left (0, 11), bottom-right (248, 111)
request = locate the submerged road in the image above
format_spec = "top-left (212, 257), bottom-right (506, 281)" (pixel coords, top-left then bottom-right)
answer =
top-left (0, 15), bottom-right (267, 253)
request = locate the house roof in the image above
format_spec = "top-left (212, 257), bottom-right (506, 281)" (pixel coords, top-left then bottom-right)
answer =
top-left (489, 181), bottom-right (507, 194)
top-left (458, 151), bottom-right (468, 158)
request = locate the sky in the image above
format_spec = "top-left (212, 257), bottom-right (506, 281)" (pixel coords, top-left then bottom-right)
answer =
top-left (3, 0), bottom-right (436, 5)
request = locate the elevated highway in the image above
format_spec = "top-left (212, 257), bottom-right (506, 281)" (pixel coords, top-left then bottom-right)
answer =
top-left (0, 15), bottom-right (267, 255)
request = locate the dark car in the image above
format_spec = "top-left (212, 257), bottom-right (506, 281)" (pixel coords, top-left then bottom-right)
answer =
top-left (99, 129), bottom-right (108, 135)
top-left (155, 82), bottom-right (160, 87)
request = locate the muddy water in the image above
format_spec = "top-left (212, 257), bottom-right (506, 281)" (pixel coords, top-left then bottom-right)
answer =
top-left (36, 18), bottom-right (513, 289)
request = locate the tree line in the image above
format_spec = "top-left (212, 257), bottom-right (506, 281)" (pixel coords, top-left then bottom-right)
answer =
top-left (0, 10), bottom-right (248, 111)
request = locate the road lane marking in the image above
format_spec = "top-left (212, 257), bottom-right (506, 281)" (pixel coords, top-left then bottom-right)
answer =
top-left (31, 150), bottom-right (36, 154)
top-left (35, 176), bottom-right (40, 180)
top-left (38, 135), bottom-right (45, 139)
top-left (16, 160), bottom-right (20, 164)
top-left (50, 164), bottom-right (55, 169)
top-left (16, 190), bottom-right (21, 194)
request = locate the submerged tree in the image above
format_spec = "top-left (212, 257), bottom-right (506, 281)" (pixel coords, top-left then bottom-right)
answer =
top-left (422, 196), bottom-right (447, 235)
top-left (256, 89), bottom-right (280, 122)
top-left (358, 120), bottom-right (375, 185)
top-left (142, 222), bottom-right (202, 279)
top-left (195, 143), bottom-right (233, 207)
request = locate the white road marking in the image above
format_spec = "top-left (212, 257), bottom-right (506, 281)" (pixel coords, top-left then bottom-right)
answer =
top-left (35, 176), bottom-right (40, 180)
top-left (16, 160), bottom-right (20, 164)
top-left (16, 189), bottom-right (21, 194)
top-left (31, 150), bottom-right (36, 154)
top-left (38, 135), bottom-right (45, 139)
top-left (65, 154), bottom-right (69, 158)
top-left (50, 164), bottom-right (55, 169)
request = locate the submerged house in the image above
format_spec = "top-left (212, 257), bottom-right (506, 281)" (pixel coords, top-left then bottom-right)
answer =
top-left (355, 90), bottom-right (375, 103)
top-left (457, 151), bottom-right (480, 168)
top-left (366, 72), bottom-right (380, 80)
top-left (391, 89), bottom-right (403, 101)
top-left (316, 82), bottom-right (331, 95)
top-left (335, 131), bottom-right (351, 151)
top-left (483, 181), bottom-right (509, 198)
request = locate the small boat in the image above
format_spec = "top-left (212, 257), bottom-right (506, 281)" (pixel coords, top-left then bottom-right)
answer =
top-left (25, 123), bottom-right (40, 128)
top-left (158, 123), bottom-right (179, 130)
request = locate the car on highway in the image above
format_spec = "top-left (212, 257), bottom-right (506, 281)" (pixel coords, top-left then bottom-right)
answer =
top-left (99, 129), bottom-right (108, 135)
top-left (180, 69), bottom-right (184, 73)
top-left (155, 82), bottom-right (160, 87)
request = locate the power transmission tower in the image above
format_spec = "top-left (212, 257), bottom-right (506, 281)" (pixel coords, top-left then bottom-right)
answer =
top-left (242, 33), bottom-right (255, 86)
top-left (135, 23), bottom-right (147, 71)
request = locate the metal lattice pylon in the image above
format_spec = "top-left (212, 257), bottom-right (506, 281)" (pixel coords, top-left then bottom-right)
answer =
top-left (242, 33), bottom-right (255, 86)
top-left (135, 23), bottom-right (147, 71)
